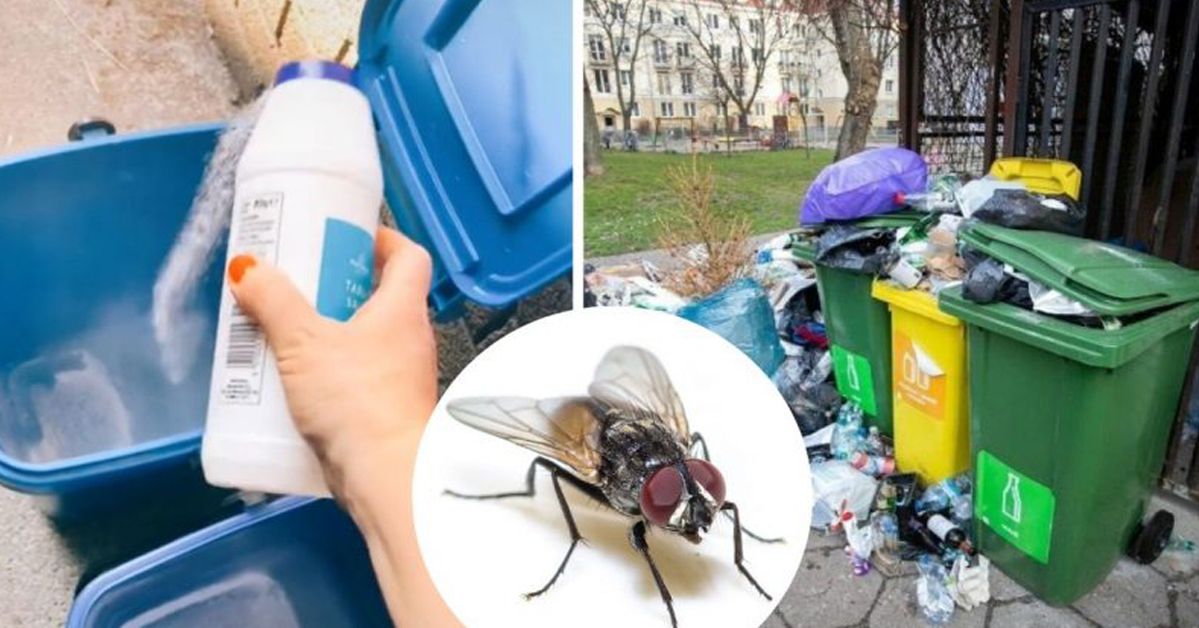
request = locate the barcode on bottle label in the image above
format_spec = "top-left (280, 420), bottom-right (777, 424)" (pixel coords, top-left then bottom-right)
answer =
top-left (219, 192), bottom-right (283, 405)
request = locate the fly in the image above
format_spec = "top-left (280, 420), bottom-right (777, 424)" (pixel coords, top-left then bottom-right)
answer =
top-left (445, 346), bottom-right (782, 627)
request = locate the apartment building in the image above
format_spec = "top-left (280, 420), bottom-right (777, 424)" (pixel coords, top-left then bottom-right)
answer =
top-left (584, 0), bottom-right (899, 138)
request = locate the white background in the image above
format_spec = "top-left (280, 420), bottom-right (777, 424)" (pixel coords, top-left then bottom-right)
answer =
top-left (413, 308), bottom-right (812, 628)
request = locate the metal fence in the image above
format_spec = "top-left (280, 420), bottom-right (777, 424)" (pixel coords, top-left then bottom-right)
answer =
top-left (900, 0), bottom-right (1199, 501)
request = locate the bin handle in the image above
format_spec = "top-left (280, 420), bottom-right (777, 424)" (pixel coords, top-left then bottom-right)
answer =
top-left (67, 118), bottom-right (116, 142)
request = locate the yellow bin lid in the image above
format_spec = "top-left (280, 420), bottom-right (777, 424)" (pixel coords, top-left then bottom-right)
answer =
top-left (872, 279), bottom-right (962, 327)
top-left (989, 157), bottom-right (1082, 200)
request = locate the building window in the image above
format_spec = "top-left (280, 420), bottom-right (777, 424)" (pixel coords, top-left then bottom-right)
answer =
top-left (711, 44), bottom-right (722, 61)
top-left (619, 37), bottom-right (631, 56)
top-left (729, 16), bottom-right (739, 29)
top-left (754, 102), bottom-right (766, 116)
top-left (731, 47), bottom-right (743, 65)
top-left (672, 14), bottom-right (687, 27)
top-left (752, 48), bottom-right (764, 64)
top-left (649, 7), bottom-right (661, 23)
top-left (657, 72), bottom-right (672, 95)
top-left (619, 70), bottom-right (632, 86)
top-left (734, 74), bottom-right (744, 95)
top-left (782, 77), bottom-right (792, 92)
top-left (660, 101), bottom-right (675, 117)
top-left (712, 73), bottom-right (721, 89)
top-left (885, 79), bottom-right (895, 94)
top-left (705, 13), bottom-right (719, 29)
top-left (683, 102), bottom-right (697, 117)
top-left (631, 102), bottom-right (641, 117)
top-left (680, 72), bottom-right (694, 94)
top-left (653, 39), bottom-right (669, 64)
top-left (593, 69), bottom-right (611, 93)
top-left (588, 35), bottom-right (606, 62)
top-left (749, 19), bottom-right (763, 34)
top-left (609, 1), bottom-right (625, 19)
top-left (676, 42), bottom-right (691, 59)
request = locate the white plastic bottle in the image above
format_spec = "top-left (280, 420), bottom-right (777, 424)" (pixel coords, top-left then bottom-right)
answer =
top-left (202, 60), bottom-right (383, 496)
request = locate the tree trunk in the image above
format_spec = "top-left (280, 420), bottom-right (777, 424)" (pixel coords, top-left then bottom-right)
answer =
top-left (829, 2), bottom-right (883, 161)
top-left (584, 78), bottom-right (604, 176)
top-left (837, 74), bottom-right (880, 160)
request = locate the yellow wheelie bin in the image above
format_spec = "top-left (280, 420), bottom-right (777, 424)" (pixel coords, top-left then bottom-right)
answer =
top-left (871, 280), bottom-right (970, 485)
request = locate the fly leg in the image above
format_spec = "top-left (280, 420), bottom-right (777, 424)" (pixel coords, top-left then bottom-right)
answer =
top-left (630, 521), bottom-right (677, 628)
top-left (690, 432), bottom-right (783, 545)
top-left (445, 457), bottom-right (595, 599)
top-left (721, 501), bottom-right (771, 600)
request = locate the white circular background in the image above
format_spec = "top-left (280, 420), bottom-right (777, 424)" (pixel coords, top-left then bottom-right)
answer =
top-left (413, 307), bottom-right (811, 628)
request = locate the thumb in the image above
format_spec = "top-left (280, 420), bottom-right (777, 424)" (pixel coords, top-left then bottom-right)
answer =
top-left (227, 255), bottom-right (324, 351)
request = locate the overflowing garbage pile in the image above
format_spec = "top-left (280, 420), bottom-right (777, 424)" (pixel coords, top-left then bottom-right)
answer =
top-left (798, 149), bottom-right (1111, 332)
top-left (807, 402), bottom-right (990, 623)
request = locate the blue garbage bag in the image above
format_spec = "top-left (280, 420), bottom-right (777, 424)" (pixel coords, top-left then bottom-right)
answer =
top-left (677, 278), bottom-right (785, 374)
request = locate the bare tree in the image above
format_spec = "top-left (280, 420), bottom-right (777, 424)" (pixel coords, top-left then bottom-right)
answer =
top-left (674, 0), bottom-right (800, 132)
top-left (809, 0), bottom-right (899, 160)
top-left (584, 76), bottom-right (604, 176)
top-left (585, 0), bottom-right (656, 133)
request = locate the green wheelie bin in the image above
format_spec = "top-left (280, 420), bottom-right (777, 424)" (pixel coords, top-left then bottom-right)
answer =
top-left (938, 223), bottom-right (1199, 605)
top-left (810, 212), bottom-right (922, 436)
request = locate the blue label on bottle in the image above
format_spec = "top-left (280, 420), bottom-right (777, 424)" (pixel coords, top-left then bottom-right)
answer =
top-left (316, 218), bottom-right (373, 321)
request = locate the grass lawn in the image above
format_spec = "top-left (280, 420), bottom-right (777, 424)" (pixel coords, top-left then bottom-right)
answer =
top-left (584, 148), bottom-right (834, 257)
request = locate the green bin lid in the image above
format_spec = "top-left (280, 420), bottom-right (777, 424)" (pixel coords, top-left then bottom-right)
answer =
top-left (960, 223), bottom-right (1199, 317)
top-left (851, 210), bottom-right (925, 230)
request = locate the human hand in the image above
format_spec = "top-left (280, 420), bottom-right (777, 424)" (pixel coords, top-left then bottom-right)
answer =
top-left (225, 226), bottom-right (438, 499)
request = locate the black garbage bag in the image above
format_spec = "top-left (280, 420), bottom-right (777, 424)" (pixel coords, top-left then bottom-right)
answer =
top-left (962, 252), bottom-right (1032, 309)
top-left (972, 189), bottom-right (1085, 235)
top-left (815, 226), bottom-right (896, 275)
top-left (790, 382), bottom-right (843, 435)
top-left (962, 257), bottom-right (1006, 304)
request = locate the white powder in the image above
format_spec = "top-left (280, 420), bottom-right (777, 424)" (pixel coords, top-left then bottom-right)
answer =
top-left (152, 94), bottom-right (267, 384)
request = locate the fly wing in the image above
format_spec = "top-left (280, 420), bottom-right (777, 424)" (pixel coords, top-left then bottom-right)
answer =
top-left (446, 396), bottom-right (604, 483)
top-left (587, 346), bottom-right (690, 446)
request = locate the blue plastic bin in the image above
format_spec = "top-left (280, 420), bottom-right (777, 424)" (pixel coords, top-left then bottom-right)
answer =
top-left (0, 0), bottom-right (571, 519)
top-left (0, 124), bottom-right (225, 519)
top-left (67, 497), bottom-right (390, 627)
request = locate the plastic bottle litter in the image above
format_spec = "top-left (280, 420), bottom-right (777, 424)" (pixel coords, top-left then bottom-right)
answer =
top-left (850, 450), bottom-right (896, 477)
top-left (894, 191), bottom-right (956, 212)
top-left (203, 61), bottom-right (383, 497)
top-left (830, 402), bottom-right (866, 460)
top-left (864, 426), bottom-right (886, 455)
top-left (917, 474), bottom-right (973, 521)
top-left (916, 555), bottom-right (956, 624)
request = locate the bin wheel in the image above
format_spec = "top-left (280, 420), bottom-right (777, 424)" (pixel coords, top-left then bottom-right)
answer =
top-left (1128, 510), bottom-right (1173, 565)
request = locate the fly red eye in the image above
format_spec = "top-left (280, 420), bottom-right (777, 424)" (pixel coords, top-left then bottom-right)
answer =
top-left (685, 459), bottom-right (726, 506)
top-left (639, 466), bottom-right (683, 526)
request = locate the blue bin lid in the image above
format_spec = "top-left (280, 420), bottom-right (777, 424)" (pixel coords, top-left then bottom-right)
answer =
top-left (355, 0), bottom-right (572, 317)
top-left (67, 497), bottom-right (390, 627)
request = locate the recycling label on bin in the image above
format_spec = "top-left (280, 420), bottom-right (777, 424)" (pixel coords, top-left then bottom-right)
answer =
top-left (831, 345), bottom-right (876, 415)
top-left (976, 450), bottom-right (1055, 564)
top-left (892, 331), bottom-right (946, 419)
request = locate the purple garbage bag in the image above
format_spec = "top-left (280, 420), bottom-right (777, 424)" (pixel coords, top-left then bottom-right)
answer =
top-left (799, 147), bottom-right (928, 225)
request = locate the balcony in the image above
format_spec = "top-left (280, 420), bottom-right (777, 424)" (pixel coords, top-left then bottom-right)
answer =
top-left (676, 55), bottom-right (696, 68)
top-left (653, 55), bottom-right (672, 68)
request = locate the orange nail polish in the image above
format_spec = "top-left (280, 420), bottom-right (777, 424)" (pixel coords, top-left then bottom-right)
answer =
top-left (228, 255), bottom-right (257, 284)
